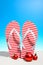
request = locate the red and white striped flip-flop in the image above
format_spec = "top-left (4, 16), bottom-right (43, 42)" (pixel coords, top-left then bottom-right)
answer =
top-left (21, 21), bottom-right (38, 61)
top-left (6, 21), bottom-right (20, 60)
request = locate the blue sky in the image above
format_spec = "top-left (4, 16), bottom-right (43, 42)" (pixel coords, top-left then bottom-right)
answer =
top-left (0, 0), bottom-right (43, 51)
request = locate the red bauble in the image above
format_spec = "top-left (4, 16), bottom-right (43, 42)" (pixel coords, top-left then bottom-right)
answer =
top-left (12, 54), bottom-right (18, 60)
top-left (33, 54), bottom-right (38, 60)
top-left (24, 52), bottom-right (33, 62)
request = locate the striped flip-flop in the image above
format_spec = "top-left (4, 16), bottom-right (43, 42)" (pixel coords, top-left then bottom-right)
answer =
top-left (21, 21), bottom-right (38, 61)
top-left (6, 21), bottom-right (20, 60)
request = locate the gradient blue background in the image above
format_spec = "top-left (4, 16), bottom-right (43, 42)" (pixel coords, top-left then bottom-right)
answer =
top-left (0, 0), bottom-right (43, 51)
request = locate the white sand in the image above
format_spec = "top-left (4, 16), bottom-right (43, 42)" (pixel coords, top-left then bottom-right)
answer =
top-left (0, 51), bottom-right (43, 65)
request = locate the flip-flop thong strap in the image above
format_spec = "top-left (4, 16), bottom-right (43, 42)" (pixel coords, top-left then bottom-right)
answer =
top-left (7, 28), bottom-right (20, 49)
top-left (23, 28), bottom-right (36, 41)
top-left (7, 28), bottom-right (24, 51)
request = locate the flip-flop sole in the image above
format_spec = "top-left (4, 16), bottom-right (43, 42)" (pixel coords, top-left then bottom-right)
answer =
top-left (21, 21), bottom-right (38, 58)
top-left (6, 21), bottom-right (20, 58)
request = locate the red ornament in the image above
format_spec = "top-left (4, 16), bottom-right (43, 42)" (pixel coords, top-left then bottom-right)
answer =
top-left (12, 54), bottom-right (18, 60)
top-left (24, 52), bottom-right (33, 62)
top-left (33, 54), bottom-right (38, 60)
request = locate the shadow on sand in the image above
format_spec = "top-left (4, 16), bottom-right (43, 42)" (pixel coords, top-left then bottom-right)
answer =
top-left (0, 51), bottom-right (10, 57)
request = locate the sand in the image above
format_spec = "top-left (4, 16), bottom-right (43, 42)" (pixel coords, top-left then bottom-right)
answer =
top-left (0, 51), bottom-right (43, 65)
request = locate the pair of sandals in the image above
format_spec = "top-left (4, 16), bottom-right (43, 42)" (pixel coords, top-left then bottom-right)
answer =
top-left (6, 21), bottom-right (38, 62)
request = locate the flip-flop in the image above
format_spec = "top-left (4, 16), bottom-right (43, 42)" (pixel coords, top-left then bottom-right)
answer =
top-left (21, 21), bottom-right (38, 59)
top-left (6, 21), bottom-right (20, 59)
